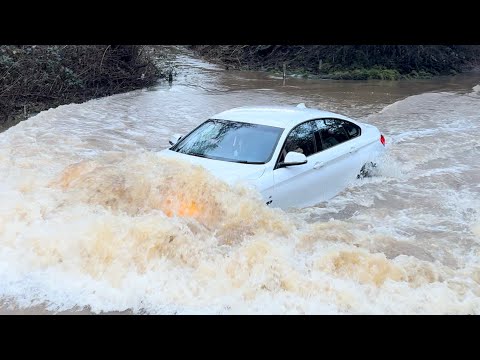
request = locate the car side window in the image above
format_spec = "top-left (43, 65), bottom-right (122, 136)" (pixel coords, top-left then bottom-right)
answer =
top-left (315, 119), bottom-right (350, 150)
top-left (341, 120), bottom-right (361, 138)
top-left (278, 121), bottom-right (316, 163)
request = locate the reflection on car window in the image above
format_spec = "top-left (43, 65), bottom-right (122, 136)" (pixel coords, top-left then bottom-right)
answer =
top-left (341, 120), bottom-right (361, 138)
top-left (279, 121), bottom-right (316, 162)
top-left (171, 119), bottom-right (284, 164)
top-left (315, 119), bottom-right (350, 150)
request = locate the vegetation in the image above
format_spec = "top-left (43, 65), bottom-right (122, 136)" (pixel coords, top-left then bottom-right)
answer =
top-left (2, 45), bottom-right (479, 132)
top-left (191, 45), bottom-right (480, 80)
top-left (0, 45), bottom-right (170, 131)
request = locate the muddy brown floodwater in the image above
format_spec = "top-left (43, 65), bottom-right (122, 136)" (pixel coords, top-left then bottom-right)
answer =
top-left (1, 48), bottom-right (480, 314)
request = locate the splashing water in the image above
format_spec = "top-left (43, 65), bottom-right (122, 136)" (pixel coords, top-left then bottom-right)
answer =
top-left (1, 52), bottom-right (480, 314)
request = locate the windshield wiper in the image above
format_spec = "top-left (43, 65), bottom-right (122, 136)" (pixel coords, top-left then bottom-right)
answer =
top-left (181, 151), bottom-right (263, 164)
top-left (187, 152), bottom-right (209, 159)
top-left (230, 160), bottom-right (264, 164)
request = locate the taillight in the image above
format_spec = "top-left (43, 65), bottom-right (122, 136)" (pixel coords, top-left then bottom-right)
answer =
top-left (380, 134), bottom-right (386, 146)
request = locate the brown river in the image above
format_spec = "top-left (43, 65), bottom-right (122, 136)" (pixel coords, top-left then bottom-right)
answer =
top-left (1, 48), bottom-right (480, 314)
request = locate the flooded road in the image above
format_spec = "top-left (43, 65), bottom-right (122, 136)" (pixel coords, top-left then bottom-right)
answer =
top-left (1, 48), bottom-right (480, 314)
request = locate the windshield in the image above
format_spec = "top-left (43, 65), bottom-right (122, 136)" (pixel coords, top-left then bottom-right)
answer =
top-left (171, 119), bottom-right (284, 164)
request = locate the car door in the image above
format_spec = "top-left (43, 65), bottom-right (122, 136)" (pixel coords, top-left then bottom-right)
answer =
top-left (337, 118), bottom-right (369, 171)
top-left (272, 120), bottom-right (320, 209)
top-left (312, 118), bottom-right (364, 200)
top-left (273, 118), bottom-right (364, 209)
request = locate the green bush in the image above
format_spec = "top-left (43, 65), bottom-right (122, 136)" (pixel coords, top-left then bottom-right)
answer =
top-left (192, 45), bottom-right (480, 79)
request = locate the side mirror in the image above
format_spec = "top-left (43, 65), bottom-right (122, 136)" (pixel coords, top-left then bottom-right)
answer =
top-left (278, 151), bottom-right (307, 168)
top-left (169, 133), bottom-right (183, 146)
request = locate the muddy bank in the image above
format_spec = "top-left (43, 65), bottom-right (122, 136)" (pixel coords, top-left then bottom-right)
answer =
top-left (0, 45), bottom-right (174, 132)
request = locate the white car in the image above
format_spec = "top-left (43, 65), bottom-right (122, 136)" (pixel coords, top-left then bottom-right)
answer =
top-left (160, 104), bottom-right (386, 209)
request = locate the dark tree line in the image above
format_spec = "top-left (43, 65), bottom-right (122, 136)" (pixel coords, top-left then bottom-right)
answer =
top-left (2, 45), bottom-right (479, 132)
top-left (191, 45), bottom-right (480, 78)
top-left (0, 45), bottom-right (167, 131)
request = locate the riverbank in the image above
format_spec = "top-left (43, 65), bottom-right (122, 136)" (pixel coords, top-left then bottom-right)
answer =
top-left (0, 45), bottom-right (174, 133)
top-left (3, 45), bottom-right (479, 133)
top-left (191, 45), bottom-right (480, 80)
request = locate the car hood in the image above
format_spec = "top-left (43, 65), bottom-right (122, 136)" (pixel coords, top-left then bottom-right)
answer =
top-left (158, 149), bottom-right (266, 185)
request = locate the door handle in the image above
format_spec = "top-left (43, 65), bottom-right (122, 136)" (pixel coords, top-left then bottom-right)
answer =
top-left (349, 146), bottom-right (358, 154)
top-left (313, 162), bottom-right (324, 169)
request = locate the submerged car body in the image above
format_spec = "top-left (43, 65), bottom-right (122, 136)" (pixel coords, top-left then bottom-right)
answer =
top-left (160, 104), bottom-right (386, 209)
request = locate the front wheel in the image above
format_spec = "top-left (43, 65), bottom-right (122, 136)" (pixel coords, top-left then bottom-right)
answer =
top-left (357, 162), bottom-right (377, 179)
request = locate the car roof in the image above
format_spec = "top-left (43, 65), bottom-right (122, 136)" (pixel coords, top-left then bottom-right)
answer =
top-left (211, 105), bottom-right (350, 129)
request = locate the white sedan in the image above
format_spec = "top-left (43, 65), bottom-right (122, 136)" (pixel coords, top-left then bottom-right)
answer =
top-left (160, 104), bottom-right (386, 209)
